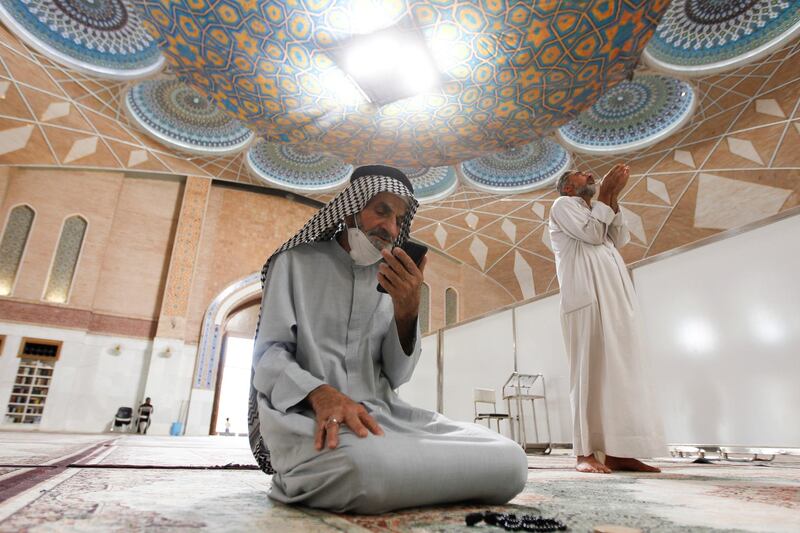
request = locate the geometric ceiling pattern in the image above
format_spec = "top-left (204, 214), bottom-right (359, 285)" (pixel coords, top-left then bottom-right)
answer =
top-left (245, 138), bottom-right (352, 193)
top-left (138, 0), bottom-right (669, 167)
top-left (558, 74), bottom-right (696, 155)
top-left (0, 23), bottom-right (261, 183)
top-left (403, 166), bottom-right (459, 204)
top-left (643, 0), bottom-right (800, 76)
top-left (0, 20), bottom-right (798, 310)
top-left (460, 137), bottom-right (571, 194)
top-left (404, 36), bottom-right (800, 301)
top-left (0, 0), bottom-right (164, 79)
top-left (125, 79), bottom-right (254, 156)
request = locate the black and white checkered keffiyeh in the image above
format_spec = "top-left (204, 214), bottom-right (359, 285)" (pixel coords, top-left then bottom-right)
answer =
top-left (248, 172), bottom-right (418, 474)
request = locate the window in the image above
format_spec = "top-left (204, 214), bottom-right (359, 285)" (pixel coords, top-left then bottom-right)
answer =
top-left (419, 282), bottom-right (430, 333)
top-left (445, 287), bottom-right (458, 326)
top-left (44, 215), bottom-right (87, 303)
top-left (0, 205), bottom-right (35, 296)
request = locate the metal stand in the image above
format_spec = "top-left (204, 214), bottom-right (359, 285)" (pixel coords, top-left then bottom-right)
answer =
top-left (502, 372), bottom-right (552, 454)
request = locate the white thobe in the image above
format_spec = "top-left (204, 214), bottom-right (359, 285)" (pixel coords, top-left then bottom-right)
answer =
top-left (548, 196), bottom-right (664, 458)
top-left (252, 240), bottom-right (527, 514)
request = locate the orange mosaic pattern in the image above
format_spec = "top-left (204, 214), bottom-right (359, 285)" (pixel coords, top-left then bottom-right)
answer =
top-left (139, 0), bottom-right (669, 166)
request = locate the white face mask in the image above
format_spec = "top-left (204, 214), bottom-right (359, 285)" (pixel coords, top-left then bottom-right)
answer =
top-left (347, 215), bottom-right (386, 265)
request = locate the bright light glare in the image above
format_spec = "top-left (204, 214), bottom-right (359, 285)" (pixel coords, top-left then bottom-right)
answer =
top-left (345, 36), bottom-right (397, 79)
top-left (216, 336), bottom-right (253, 435)
top-left (321, 70), bottom-right (365, 105)
top-left (343, 32), bottom-right (439, 98)
top-left (678, 320), bottom-right (716, 355)
top-left (752, 308), bottom-right (786, 345)
top-left (349, 1), bottom-right (396, 34)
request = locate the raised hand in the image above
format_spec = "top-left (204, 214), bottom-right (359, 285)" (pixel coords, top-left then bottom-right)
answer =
top-left (307, 384), bottom-right (383, 450)
top-left (599, 163), bottom-right (626, 196)
top-left (613, 164), bottom-right (630, 195)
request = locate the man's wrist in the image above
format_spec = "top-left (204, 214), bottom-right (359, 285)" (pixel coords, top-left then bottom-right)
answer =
top-left (307, 384), bottom-right (332, 408)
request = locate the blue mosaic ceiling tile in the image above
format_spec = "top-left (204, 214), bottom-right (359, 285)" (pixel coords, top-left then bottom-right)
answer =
top-left (246, 139), bottom-right (353, 193)
top-left (558, 74), bottom-right (696, 155)
top-left (460, 138), bottom-right (571, 194)
top-left (402, 166), bottom-right (459, 204)
top-left (138, 0), bottom-right (670, 167)
top-left (124, 79), bottom-right (254, 156)
top-left (0, 0), bottom-right (164, 79)
top-left (644, 0), bottom-right (800, 76)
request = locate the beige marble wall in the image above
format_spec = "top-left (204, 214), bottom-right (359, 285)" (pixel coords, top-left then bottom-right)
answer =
top-left (184, 186), bottom-right (317, 342)
top-left (91, 175), bottom-right (183, 319)
top-left (422, 252), bottom-right (514, 331)
top-left (0, 167), bottom-right (9, 206)
top-left (0, 168), bottom-right (124, 308)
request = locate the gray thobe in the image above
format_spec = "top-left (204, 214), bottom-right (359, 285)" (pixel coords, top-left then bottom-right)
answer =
top-left (252, 240), bottom-right (527, 514)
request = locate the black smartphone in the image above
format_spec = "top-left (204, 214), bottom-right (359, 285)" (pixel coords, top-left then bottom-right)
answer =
top-left (377, 241), bottom-right (429, 293)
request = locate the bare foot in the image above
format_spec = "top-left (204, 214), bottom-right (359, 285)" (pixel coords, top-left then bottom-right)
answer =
top-left (576, 454), bottom-right (611, 474)
top-left (604, 456), bottom-right (661, 472)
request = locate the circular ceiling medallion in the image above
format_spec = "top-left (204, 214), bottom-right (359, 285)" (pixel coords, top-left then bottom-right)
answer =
top-left (644, 0), bottom-right (800, 75)
top-left (460, 138), bottom-right (571, 194)
top-left (0, 0), bottom-right (164, 79)
top-left (402, 167), bottom-right (459, 204)
top-left (124, 80), bottom-right (254, 156)
top-left (246, 139), bottom-right (352, 193)
top-left (139, 1), bottom-right (669, 167)
top-left (558, 75), bottom-right (696, 155)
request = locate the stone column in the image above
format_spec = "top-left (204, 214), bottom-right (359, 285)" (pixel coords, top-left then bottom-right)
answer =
top-left (142, 175), bottom-right (211, 435)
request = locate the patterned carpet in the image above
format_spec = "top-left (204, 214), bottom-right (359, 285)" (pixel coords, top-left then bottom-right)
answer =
top-left (0, 433), bottom-right (798, 532)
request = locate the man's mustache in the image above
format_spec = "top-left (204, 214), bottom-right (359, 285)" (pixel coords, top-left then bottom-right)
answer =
top-left (367, 228), bottom-right (392, 242)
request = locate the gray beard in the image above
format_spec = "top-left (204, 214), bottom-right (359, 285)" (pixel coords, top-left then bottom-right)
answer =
top-left (366, 229), bottom-right (393, 251)
top-left (576, 183), bottom-right (596, 197)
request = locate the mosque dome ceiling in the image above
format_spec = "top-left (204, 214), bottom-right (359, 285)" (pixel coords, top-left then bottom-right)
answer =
top-left (0, 1), bottom-right (798, 306)
top-left (558, 74), bottom-right (696, 155)
top-left (402, 166), bottom-right (459, 204)
top-left (138, 0), bottom-right (669, 168)
top-left (460, 138), bottom-right (570, 194)
top-left (124, 79), bottom-right (254, 156)
top-left (643, 0), bottom-right (800, 76)
top-left (0, 0), bottom-right (164, 79)
top-left (246, 138), bottom-right (352, 193)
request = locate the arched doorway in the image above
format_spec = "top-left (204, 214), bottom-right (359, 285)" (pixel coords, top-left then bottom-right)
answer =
top-left (185, 273), bottom-right (261, 435)
top-left (208, 300), bottom-right (259, 435)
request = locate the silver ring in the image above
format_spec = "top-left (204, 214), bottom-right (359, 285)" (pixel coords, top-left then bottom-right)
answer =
top-left (325, 417), bottom-right (341, 426)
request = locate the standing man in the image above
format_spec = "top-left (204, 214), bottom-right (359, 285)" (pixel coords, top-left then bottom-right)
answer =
top-left (248, 165), bottom-right (527, 514)
top-left (549, 164), bottom-right (663, 474)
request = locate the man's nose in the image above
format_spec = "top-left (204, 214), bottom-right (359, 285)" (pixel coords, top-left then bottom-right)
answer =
top-left (382, 218), bottom-right (399, 239)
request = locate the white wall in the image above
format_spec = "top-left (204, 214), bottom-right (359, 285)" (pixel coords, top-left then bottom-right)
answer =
top-left (0, 322), bottom-right (199, 435)
top-left (432, 210), bottom-right (800, 449)
top-left (142, 338), bottom-right (197, 436)
top-left (515, 295), bottom-right (572, 444)
top-left (0, 322), bottom-right (150, 433)
top-left (632, 212), bottom-right (800, 447)
top-left (397, 332), bottom-right (438, 412)
top-left (441, 310), bottom-right (516, 439)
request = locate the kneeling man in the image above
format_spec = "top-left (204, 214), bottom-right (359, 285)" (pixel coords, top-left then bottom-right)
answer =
top-left (249, 165), bottom-right (527, 513)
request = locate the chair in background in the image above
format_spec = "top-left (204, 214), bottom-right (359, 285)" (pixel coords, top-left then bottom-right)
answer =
top-left (111, 406), bottom-right (133, 432)
top-left (473, 388), bottom-right (511, 433)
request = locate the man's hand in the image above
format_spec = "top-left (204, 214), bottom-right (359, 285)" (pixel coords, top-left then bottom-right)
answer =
top-left (307, 384), bottom-right (383, 450)
top-left (599, 163), bottom-right (629, 211)
top-left (378, 247), bottom-right (427, 322)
